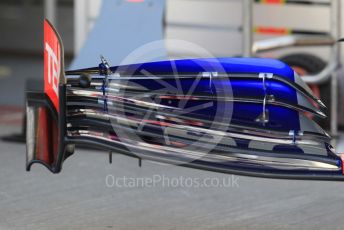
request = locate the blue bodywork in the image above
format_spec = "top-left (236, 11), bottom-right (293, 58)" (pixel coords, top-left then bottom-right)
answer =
top-left (113, 58), bottom-right (299, 132)
top-left (112, 57), bottom-right (295, 80)
top-left (68, 58), bottom-right (322, 134)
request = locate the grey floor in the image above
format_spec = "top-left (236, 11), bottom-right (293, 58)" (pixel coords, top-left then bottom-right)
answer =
top-left (1, 57), bottom-right (344, 230)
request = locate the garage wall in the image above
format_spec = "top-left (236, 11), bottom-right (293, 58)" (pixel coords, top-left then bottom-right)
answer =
top-left (165, 0), bottom-right (243, 57)
top-left (74, 0), bottom-right (342, 61)
top-left (0, 1), bottom-right (74, 55)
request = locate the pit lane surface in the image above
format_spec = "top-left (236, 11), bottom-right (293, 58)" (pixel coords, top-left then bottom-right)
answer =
top-left (1, 57), bottom-right (344, 230)
top-left (2, 125), bottom-right (344, 230)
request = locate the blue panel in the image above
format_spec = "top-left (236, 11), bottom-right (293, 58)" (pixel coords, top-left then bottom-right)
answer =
top-left (75, 57), bottom-right (303, 132)
top-left (70, 0), bottom-right (166, 69)
top-left (127, 78), bottom-right (298, 105)
top-left (112, 58), bottom-right (295, 81)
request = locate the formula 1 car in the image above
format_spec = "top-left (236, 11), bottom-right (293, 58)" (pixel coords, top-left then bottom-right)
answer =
top-left (26, 20), bottom-right (344, 181)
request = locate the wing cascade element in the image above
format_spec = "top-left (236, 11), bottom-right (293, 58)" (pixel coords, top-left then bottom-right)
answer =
top-left (25, 20), bottom-right (344, 180)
